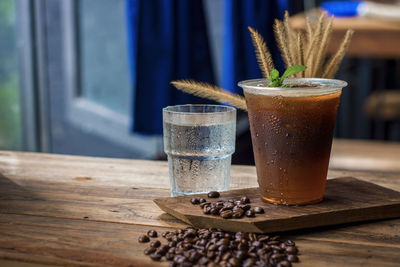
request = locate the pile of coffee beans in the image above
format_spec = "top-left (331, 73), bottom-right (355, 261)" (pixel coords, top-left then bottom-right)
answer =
top-left (190, 192), bottom-right (264, 219)
top-left (138, 227), bottom-right (299, 266)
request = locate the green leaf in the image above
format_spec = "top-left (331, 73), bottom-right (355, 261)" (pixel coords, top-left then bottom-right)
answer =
top-left (267, 65), bottom-right (307, 87)
top-left (268, 69), bottom-right (280, 87)
top-left (270, 69), bottom-right (279, 81)
top-left (281, 65), bottom-right (307, 80)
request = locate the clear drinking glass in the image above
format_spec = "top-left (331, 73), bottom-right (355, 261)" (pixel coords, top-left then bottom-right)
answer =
top-left (163, 104), bottom-right (236, 196)
top-left (238, 78), bottom-right (347, 205)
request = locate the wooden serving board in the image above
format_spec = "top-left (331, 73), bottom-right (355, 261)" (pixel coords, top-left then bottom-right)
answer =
top-left (154, 177), bottom-right (400, 233)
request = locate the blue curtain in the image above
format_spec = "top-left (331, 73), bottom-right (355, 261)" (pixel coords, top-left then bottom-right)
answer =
top-left (222, 0), bottom-right (290, 94)
top-left (126, 0), bottom-right (215, 135)
top-left (126, 0), bottom-right (300, 135)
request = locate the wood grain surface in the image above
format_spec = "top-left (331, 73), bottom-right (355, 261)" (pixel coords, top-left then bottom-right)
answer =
top-left (0, 150), bottom-right (399, 266)
top-left (154, 177), bottom-right (400, 233)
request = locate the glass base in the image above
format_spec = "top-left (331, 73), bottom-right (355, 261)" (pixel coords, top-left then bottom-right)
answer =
top-left (168, 155), bottom-right (231, 197)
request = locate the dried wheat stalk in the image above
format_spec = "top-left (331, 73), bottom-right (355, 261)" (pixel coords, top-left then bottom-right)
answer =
top-left (284, 11), bottom-right (298, 66)
top-left (305, 12), bottom-right (326, 77)
top-left (248, 26), bottom-right (274, 78)
top-left (305, 16), bottom-right (313, 47)
top-left (322, 29), bottom-right (354, 78)
top-left (171, 80), bottom-right (247, 111)
top-left (274, 19), bottom-right (294, 68)
top-left (313, 16), bottom-right (333, 77)
top-left (296, 32), bottom-right (305, 77)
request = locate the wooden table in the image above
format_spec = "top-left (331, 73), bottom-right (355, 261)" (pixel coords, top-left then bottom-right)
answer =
top-left (290, 10), bottom-right (400, 58)
top-left (0, 140), bottom-right (399, 266)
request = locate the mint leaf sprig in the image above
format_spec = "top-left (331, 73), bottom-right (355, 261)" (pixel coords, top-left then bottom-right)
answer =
top-left (267, 65), bottom-right (307, 87)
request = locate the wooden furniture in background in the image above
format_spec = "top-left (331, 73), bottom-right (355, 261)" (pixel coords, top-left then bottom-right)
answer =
top-left (290, 10), bottom-right (400, 58)
top-left (363, 90), bottom-right (400, 120)
top-left (0, 140), bottom-right (399, 266)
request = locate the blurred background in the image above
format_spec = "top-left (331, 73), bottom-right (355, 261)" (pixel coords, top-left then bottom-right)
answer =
top-left (1, 0), bottom-right (399, 164)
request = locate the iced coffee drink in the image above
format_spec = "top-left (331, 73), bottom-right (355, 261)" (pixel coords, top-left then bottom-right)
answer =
top-left (239, 78), bottom-right (347, 205)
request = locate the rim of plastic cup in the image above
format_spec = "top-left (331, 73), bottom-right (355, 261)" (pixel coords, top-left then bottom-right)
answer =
top-left (163, 104), bottom-right (236, 115)
top-left (238, 78), bottom-right (348, 97)
top-left (163, 104), bottom-right (236, 126)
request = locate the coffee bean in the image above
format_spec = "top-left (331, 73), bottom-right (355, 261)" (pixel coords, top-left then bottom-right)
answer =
top-left (228, 257), bottom-right (240, 267)
top-left (287, 254), bottom-right (299, 262)
top-left (216, 238), bottom-right (230, 247)
top-left (190, 198), bottom-right (200, 205)
top-left (224, 202), bottom-right (235, 209)
top-left (232, 208), bottom-right (244, 218)
top-left (210, 207), bottom-right (220, 215)
top-left (258, 235), bottom-right (270, 243)
top-left (271, 253), bottom-right (285, 261)
top-left (200, 202), bottom-right (210, 208)
top-left (149, 253), bottom-right (162, 261)
top-left (147, 230), bottom-right (158, 238)
top-left (207, 191), bottom-right (220, 198)
top-left (239, 204), bottom-right (251, 211)
top-left (234, 250), bottom-right (246, 261)
top-left (165, 252), bottom-right (174, 261)
top-left (138, 234), bottom-right (150, 243)
top-left (207, 250), bottom-right (215, 259)
top-left (240, 196), bottom-right (250, 203)
top-left (206, 262), bottom-right (219, 267)
top-left (242, 258), bottom-right (255, 267)
top-left (252, 240), bottom-right (262, 248)
top-left (188, 251), bottom-right (201, 262)
top-left (245, 209), bottom-right (255, 217)
top-left (271, 235), bottom-right (281, 241)
top-left (203, 206), bottom-right (211, 214)
top-left (220, 210), bottom-right (233, 219)
top-left (199, 256), bottom-right (209, 265)
top-left (150, 240), bottom-right (161, 248)
top-left (285, 239), bottom-right (295, 246)
top-left (286, 246), bottom-right (298, 254)
top-left (199, 198), bottom-right (206, 203)
top-left (144, 247), bottom-right (156, 255)
top-left (173, 255), bottom-right (185, 264)
top-left (208, 244), bottom-right (218, 251)
top-left (162, 231), bottom-right (170, 237)
top-left (139, 228), bottom-right (301, 266)
top-left (219, 245), bottom-right (229, 253)
top-left (157, 244), bottom-right (169, 255)
top-left (219, 207), bottom-right (232, 214)
top-left (253, 206), bottom-right (265, 214)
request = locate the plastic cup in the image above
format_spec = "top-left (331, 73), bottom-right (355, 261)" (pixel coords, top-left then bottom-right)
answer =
top-left (238, 78), bottom-right (347, 205)
top-left (163, 104), bottom-right (236, 196)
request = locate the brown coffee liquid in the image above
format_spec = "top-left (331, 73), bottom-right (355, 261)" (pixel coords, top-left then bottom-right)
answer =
top-left (245, 91), bottom-right (341, 205)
